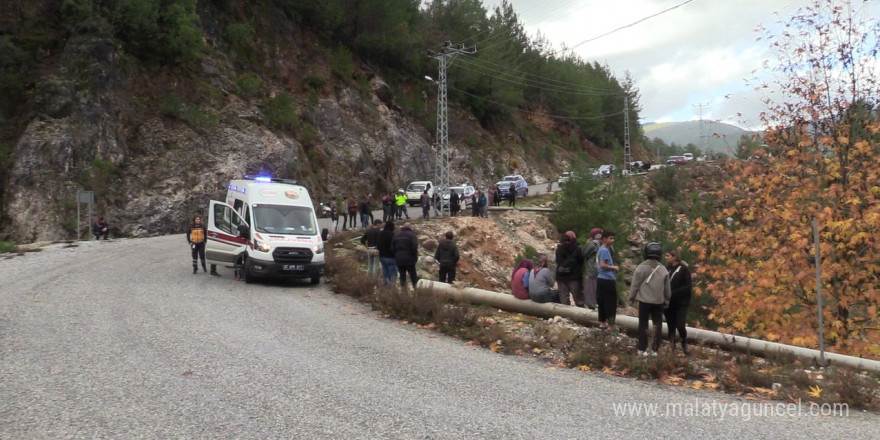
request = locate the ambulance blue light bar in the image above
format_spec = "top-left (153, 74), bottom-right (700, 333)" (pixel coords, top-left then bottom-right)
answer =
top-left (243, 174), bottom-right (298, 185)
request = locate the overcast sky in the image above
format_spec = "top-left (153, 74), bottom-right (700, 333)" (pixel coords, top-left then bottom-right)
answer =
top-left (481, 0), bottom-right (878, 130)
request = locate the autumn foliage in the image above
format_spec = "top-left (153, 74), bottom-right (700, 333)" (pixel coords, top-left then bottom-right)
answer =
top-left (689, 0), bottom-right (880, 357)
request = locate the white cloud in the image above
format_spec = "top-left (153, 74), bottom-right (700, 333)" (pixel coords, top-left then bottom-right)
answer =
top-left (481, 0), bottom-right (879, 129)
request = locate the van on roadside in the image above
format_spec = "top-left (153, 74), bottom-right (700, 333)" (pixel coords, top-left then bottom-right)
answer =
top-left (405, 181), bottom-right (434, 206)
top-left (205, 176), bottom-right (324, 284)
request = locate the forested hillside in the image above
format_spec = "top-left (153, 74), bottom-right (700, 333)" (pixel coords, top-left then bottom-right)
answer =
top-left (0, 0), bottom-right (644, 242)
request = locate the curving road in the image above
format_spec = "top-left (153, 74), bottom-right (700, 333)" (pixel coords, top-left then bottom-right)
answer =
top-left (318, 182), bottom-right (561, 232)
top-left (1, 236), bottom-right (876, 439)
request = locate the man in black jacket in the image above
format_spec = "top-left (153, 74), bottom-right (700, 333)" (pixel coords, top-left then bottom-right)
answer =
top-left (360, 219), bottom-right (383, 282)
top-left (555, 230), bottom-right (584, 306)
top-left (392, 222), bottom-right (420, 289)
top-left (93, 217), bottom-right (109, 240)
top-left (434, 231), bottom-right (460, 283)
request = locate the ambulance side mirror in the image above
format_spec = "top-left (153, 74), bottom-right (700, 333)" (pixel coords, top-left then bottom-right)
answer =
top-left (237, 223), bottom-right (250, 239)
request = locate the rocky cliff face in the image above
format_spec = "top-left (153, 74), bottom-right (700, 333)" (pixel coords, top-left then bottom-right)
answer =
top-left (3, 13), bottom-right (603, 244)
top-left (4, 32), bottom-right (475, 243)
top-left (9, 34), bottom-right (128, 242)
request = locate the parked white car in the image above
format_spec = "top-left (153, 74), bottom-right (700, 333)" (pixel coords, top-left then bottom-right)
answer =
top-left (440, 184), bottom-right (476, 210)
top-left (405, 181), bottom-right (434, 206)
top-left (598, 164), bottom-right (615, 177)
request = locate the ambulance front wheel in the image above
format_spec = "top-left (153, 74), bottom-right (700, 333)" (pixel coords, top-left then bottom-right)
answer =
top-left (243, 258), bottom-right (256, 284)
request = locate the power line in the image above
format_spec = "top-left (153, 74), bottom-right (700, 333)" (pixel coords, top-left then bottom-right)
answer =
top-left (448, 85), bottom-right (625, 121)
top-left (454, 57), bottom-right (623, 96)
top-left (458, 0), bottom-right (571, 48)
top-left (471, 0), bottom-right (586, 54)
top-left (555, 0), bottom-right (698, 54)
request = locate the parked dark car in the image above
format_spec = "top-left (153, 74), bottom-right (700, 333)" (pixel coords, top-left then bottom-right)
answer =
top-left (496, 175), bottom-right (528, 198)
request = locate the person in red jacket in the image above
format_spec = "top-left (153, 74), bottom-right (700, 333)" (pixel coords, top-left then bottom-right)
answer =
top-left (510, 259), bottom-right (533, 300)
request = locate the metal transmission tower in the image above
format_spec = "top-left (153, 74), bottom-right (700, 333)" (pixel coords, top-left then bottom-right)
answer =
top-left (693, 102), bottom-right (709, 153)
top-left (428, 41), bottom-right (475, 215)
top-left (623, 95), bottom-right (631, 173)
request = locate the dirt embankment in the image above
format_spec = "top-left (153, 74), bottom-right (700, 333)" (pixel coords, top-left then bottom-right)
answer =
top-left (412, 210), bottom-right (559, 292)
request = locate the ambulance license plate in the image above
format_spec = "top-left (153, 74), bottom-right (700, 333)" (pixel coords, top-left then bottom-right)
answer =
top-left (283, 264), bottom-right (304, 271)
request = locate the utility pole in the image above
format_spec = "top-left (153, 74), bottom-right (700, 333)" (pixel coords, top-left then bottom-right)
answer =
top-left (428, 42), bottom-right (476, 215)
top-left (693, 103), bottom-right (709, 153)
top-left (623, 95), bottom-right (631, 173)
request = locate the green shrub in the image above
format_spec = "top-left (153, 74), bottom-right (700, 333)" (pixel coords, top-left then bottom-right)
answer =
top-left (158, 94), bottom-right (183, 117)
top-left (224, 22), bottom-right (255, 50)
top-left (0, 241), bottom-right (16, 253)
top-left (649, 165), bottom-right (681, 202)
top-left (330, 44), bottom-right (355, 80)
top-left (60, 217), bottom-right (78, 237)
top-left (0, 141), bottom-right (12, 174)
top-left (299, 123), bottom-right (319, 147)
top-left (183, 106), bottom-right (218, 129)
top-left (304, 75), bottom-right (326, 91)
top-left (263, 92), bottom-right (299, 131)
top-left (236, 73), bottom-right (263, 98)
top-left (550, 174), bottom-right (640, 242)
top-left (114, 0), bottom-right (203, 64)
top-left (513, 245), bottom-right (538, 265)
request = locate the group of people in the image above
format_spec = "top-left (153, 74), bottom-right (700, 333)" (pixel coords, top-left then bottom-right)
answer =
top-left (510, 228), bottom-right (693, 355)
top-left (447, 190), bottom-right (492, 218)
top-left (360, 219), bottom-right (461, 289)
top-left (327, 191), bottom-right (419, 237)
top-left (327, 194), bottom-right (381, 236)
top-left (360, 220), bottom-right (422, 289)
top-left (331, 183), bottom-right (515, 232)
top-left (627, 242), bottom-right (692, 356)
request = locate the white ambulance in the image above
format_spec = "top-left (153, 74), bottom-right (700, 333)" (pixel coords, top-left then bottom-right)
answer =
top-left (205, 176), bottom-right (325, 284)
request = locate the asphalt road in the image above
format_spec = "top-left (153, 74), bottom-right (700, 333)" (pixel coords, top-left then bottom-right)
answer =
top-left (1, 236), bottom-right (877, 439)
top-left (318, 182), bottom-right (562, 233)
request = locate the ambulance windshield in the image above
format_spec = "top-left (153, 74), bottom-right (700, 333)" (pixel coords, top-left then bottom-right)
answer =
top-left (252, 204), bottom-right (316, 235)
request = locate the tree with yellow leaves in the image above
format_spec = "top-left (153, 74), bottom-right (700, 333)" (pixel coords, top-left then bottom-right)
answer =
top-left (689, 0), bottom-right (880, 357)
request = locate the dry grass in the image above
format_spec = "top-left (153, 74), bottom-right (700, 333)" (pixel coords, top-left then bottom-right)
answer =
top-left (326, 245), bottom-right (880, 411)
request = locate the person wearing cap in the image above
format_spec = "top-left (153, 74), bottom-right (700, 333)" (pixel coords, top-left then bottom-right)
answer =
top-left (628, 242), bottom-right (671, 356)
top-left (395, 189), bottom-right (409, 220)
top-left (581, 227), bottom-right (602, 310)
top-left (555, 230), bottom-right (584, 306)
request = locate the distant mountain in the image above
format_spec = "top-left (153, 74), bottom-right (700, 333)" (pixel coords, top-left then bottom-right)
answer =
top-left (642, 121), bottom-right (759, 155)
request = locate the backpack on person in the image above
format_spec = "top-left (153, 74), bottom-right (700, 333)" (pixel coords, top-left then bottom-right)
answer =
top-left (556, 249), bottom-right (575, 275)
